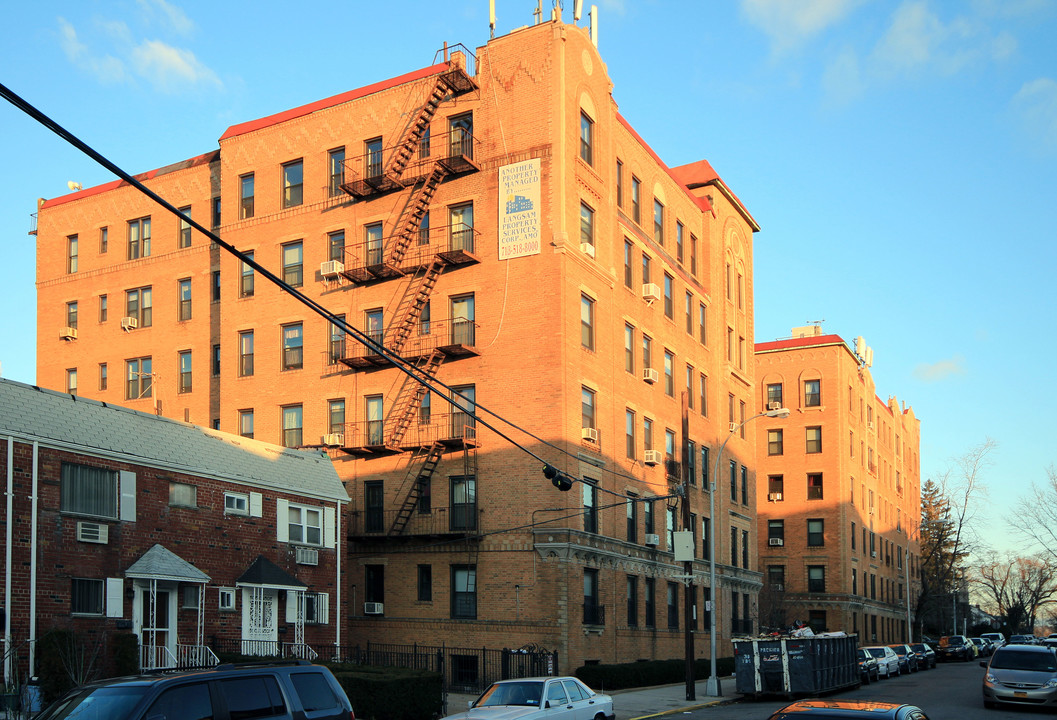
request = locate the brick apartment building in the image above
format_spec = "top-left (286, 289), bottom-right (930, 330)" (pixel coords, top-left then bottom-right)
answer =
top-left (34, 16), bottom-right (765, 674)
top-left (0, 378), bottom-right (349, 684)
top-left (754, 327), bottom-right (921, 643)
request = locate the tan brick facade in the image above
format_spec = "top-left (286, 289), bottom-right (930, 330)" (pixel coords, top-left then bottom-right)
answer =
top-left (754, 329), bottom-right (921, 644)
top-left (35, 21), bottom-right (765, 674)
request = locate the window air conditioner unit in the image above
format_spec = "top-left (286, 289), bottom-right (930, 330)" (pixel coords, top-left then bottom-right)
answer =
top-left (295, 546), bottom-right (319, 566)
top-left (60, 326), bottom-right (78, 340)
top-left (773, 583), bottom-right (784, 592)
top-left (644, 533), bottom-right (660, 546)
top-left (642, 368), bottom-right (659, 384)
top-left (729, 422), bottom-right (739, 433)
top-left (871, 551), bottom-right (877, 558)
top-left (320, 260), bottom-right (344, 278)
top-left (322, 433), bottom-right (344, 447)
top-left (581, 427), bottom-right (599, 443)
top-left (868, 421), bottom-right (875, 430)
top-left (364, 602), bottom-right (384, 615)
top-left (580, 242), bottom-right (595, 258)
top-left (643, 450), bottom-right (662, 466)
top-left (641, 283), bottom-right (661, 303)
top-left (121, 316), bottom-right (138, 330)
top-left (767, 401), bottom-right (780, 411)
top-left (76, 521), bottom-right (108, 544)
top-left (768, 492), bottom-right (783, 502)
top-left (768, 538), bottom-right (783, 546)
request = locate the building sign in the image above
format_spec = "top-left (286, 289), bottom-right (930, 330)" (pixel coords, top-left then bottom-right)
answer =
top-left (498, 159), bottom-right (541, 260)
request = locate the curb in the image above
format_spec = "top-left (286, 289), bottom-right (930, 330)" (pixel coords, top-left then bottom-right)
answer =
top-left (628, 697), bottom-right (739, 720)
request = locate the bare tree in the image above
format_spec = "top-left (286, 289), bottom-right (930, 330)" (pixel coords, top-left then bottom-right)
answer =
top-left (976, 552), bottom-right (1057, 633)
top-left (1012, 465), bottom-right (1057, 563)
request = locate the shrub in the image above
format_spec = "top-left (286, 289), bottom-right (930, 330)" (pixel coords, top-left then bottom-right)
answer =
top-left (326, 665), bottom-right (442, 720)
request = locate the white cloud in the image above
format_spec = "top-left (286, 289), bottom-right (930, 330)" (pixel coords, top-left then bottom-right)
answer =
top-left (131, 40), bottom-right (221, 93)
top-left (822, 46), bottom-right (864, 106)
top-left (1012, 77), bottom-right (1057, 149)
top-left (913, 355), bottom-right (967, 382)
top-left (741, 0), bottom-right (860, 53)
top-left (600, 0), bottom-right (626, 17)
top-left (137, 0), bottom-right (195, 36)
top-left (58, 17), bottom-right (127, 85)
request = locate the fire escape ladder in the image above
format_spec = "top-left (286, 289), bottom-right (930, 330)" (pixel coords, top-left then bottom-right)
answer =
top-left (388, 256), bottom-right (445, 356)
top-left (386, 164), bottom-right (448, 267)
top-left (390, 440), bottom-right (446, 536)
top-left (387, 78), bottom-right (449, 182)
top-left (387, 349), bottom-right (445, 447)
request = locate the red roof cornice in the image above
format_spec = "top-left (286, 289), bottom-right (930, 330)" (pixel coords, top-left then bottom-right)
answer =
top-left (219, 63), bottom-right (449, 141)
top-left (754, 334), bottom-right (847, 353)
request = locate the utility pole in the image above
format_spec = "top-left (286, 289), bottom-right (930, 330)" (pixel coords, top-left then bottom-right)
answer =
top-left (681, 392), bottom-right (695, 700)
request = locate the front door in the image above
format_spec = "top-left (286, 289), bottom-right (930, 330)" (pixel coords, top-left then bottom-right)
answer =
top-left (242, 587), bottom-right (279, 656)
top-left (134, 583), bottom-right (177, 669)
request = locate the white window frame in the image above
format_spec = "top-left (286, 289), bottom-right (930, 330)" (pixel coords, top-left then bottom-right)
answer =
top-left (225, 492), bottom-right (249, 516)
top-left (169, 482), bottom-right (197, 508)
top-left (219, 587), bottom-right (236, 611)
top-left (288, 503), bottom-right (323, 546)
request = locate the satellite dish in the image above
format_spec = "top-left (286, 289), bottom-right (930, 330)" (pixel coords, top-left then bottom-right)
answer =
top-left (67, 181), bottom-right (82, 191)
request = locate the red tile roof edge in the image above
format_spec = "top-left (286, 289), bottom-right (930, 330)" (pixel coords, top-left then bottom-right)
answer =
top-left (754, 334), bottom-right (847, 353)
top-left (39, 150), bottom-right (221, 210)
top-left (670, 158), bottom-right (759, 232)
top-left (615, 113), bottom-right (715, 217)
top-left (219, 62), bottom-right (449, 142)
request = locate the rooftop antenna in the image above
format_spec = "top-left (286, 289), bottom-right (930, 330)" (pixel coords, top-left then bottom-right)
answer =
top-left (574, 0), bottom-right (582, 21)
top-left (552, 0), bottom-right (562, 22)
top-left (589, 4), bottom-right (598, 46)
top-left (534, 0), bottom-right (542, 24)
top-left (67, 181), bottom-right (82, 191)
top-left (489, 0), bottom-right (496, 38)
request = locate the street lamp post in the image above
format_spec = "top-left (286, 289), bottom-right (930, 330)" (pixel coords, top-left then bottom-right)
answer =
top-left (705, 406), bottom-right (790, 697)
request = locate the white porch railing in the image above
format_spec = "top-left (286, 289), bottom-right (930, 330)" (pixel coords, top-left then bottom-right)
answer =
top-left (177, 644), bottom-right (220, 668)
top-left (140, 644), bottom-right (178, 671)
top-left (241, 639), bottom-right (281, 657)
top-left (283, 642), bottom-right (319, 661)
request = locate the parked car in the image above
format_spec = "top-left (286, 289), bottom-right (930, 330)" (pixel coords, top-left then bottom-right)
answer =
top-left (35, 659), bottom-right (354, 720)
top-left (936, 635), bottom-right (974, 662)
top-left (982, 644), bottom-right (1057, 709)
top-left (909, 643), bottom-right (937, 669)
top-left (888, 644), bottom-right (919, 673)
top-left (858, 648), bottom-right (881, 684)
top-left (767, 700), bottom-right (932, 720)
top-left (981, 632), bottom-right (1006, 649)
top-left (1040, 637), bottom-right (1057, 651)
top-left (1009, 634), bottom-right (1037, 645)
top-left (443, 677), bottom-right (615, 720)
top-left (864, 646), bottom-right (901, 678)
top-left (971, 638), bottom-right (993, 657)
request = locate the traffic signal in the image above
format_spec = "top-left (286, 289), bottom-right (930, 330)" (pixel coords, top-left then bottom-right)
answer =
top-left (542, 464), bottom-right (573, 491)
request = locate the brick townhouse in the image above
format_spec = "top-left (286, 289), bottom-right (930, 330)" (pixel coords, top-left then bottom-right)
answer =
top-left (754, 327), bottom-right (921, 643)
top-left (33, 14), bottom-right (766, 675)
top-left (0, 378), bottom-right (349, 684)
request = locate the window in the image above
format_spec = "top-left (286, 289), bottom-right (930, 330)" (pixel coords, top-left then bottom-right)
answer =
top-left (449, 112), bottom-right (473, 158)
top-left (65, 301), bottom-right (78, 330)
top-left (616, 160), bottom-right (624, 207)
top-left (625, 409), bottom-right (635, 459)
top-left (451, 565), bottom-right (477, 619)
top-left (61, 462), bottom-right (118, 518)
top-left (225, 492), bottom-right (249, 515)
top-left (687, 440), bottom-right (696, 484)
top-left (768, 566), bottom-right (785, 592)
top-left (238, 331), bottom-right (254, 376)
top-left (700, 445), bottom-right (710, 486)
top-left (65, 368), bottom-right (77, 395)
top-left (419, 125), bottom-right (431, 159)
top-left (729, 459), bottom-right (737, 501)
top-left (624, 324), bottom-right (635, 373)
top-left (768, 429), bottom-right (783, 455)
top-left (807, 519), bottom-right (824, 547)
top-left (626, 575), bottom-right (638, 626)
top-left (212, 270), bottom-right (220, 302)
top-left (366, 395), bottom-right (384, 445)
top-left (653, 200), bottom-right (665, 246)
top-left (643, 417), bottom-right (653, 451)
top-left (663, 351), bottom-right (674, 396)
top-left (804, 379), bottom-right (821, 407)
top-left (282, 323), bottom-right (303, 370)
top-left (239, 410), bottom-right (254, 439)
top-left (418, 565), bottom-right (432, 602)
top-left (169, 482), bottom-right (197, 508)
top-left (127, 217), bottom-right (151, 259)
top-left (741, 465), bottom-right (748, 504)
top-left (240, 174), bottom-right (254, 219)
top-left (288, 503), bottom-right (321, 545)
top-left (210, 343), bottom-right (221, 377)
top-left (211, 196), bottom-right (221, 228)
top-left (219, 587), bottom-right (236, 611)
top-left (769, 475), bottom-right (784, 495)
top-left (686, 365), bottom-right (694, 408)
top-left (178, 278), bottom-right (192, 321)
top-left (125, 356), bottom-right (152, 399)
top-left (644, 499), bottom-right (654, 534)
top-left (676, 221), bottom-right (684, 263)
top-left (701, 516), bottom-right (710, 559)
top-left (365, 563), bottom-right (385, 604)
top-left (667, 582), bottom-right (679, 629)
top-left (329, 316), bottom-right (346, 364)
top-left (364, 222), bottom-right (384, 265)
top-left (685, 292), bottom-right (693, 334)
top-left (766, 383), bottom-right (783, 408)
top-left (742, 529), bottom-right (750, 569)
top-left (98, 363), bottom-right (107, 391)
top-left (642, 334), bottom-right (653, 370)
top-left (768, 520), bottom-right (784, 543)
top-left (451, 294), bottom-right (475, 346)
top-left (71, 578), bottom-right (104, 615)
top-left (98, 294), bottom-right (107, 323)
top-left (240, 253), bottom-right (255, 297)
top-left (125, 286), bottom-right (152, 327)
top-left (579, 111), bottom-right (594, 165)
top-left (583, 568), bottom-right (601, 625)
top-left (642, 252), bottom-right (651, 285)
top-left (631, 176), bottom-right (641, 224)
top-left (663, 274), bottom-right (674, 318)
top-left (282, 159), bottom-right (303, 208)
top-left (365, 137), bottom-right (383, 177)
top-left (178, 206), bottom-right (192, 248)
top-left (580, 202), bottom-right (594, 249)
top-left (178, 351), bottom-right (192, 393)
top-left (328, 230), bottom-right (345, 262)
top-left (282, 404), bottom-right (303, 447)
top-left (731, 527), bottom-right (737, 565)
top-left (699, 373), bottom-right (708, 417)
top-left (99, 227), bottom-right (108, 253)
top-left (644, 577), bottom-right (655, 627)
top-left (808, 566), bottom-right (826, 593)
top-left (582, 480), bottom-right (598, 534)
top-left (690, 233), bottom-right (698, 276)
top-left (282, 241), bottom-right (303, 287)
top-left (581, 294), bottom-right (595, 350)
top-left (67, 234), bottom-right (78, 273)
top-left (625, 493), bottom-right (637, 541)
top-left (328, 147), bottom-right (345, 196)
top-left (806, 426), bottom-right (822, 453)
top-left (328, 399), bottom-right (345, 436)
top-left (450, 203), bottom-right (474, 252)
top-left (807, 473), bottom-right (823, 499)
top-left (623, 240), bottom-right (633, 288)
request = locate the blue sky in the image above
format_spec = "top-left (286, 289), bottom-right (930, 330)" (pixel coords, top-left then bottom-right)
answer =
top-left (2, 0), bottom-right (1055, 553)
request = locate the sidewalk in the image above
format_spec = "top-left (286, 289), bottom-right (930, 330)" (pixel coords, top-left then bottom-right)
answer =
top-left (446, 677), bottom-right (738, 720)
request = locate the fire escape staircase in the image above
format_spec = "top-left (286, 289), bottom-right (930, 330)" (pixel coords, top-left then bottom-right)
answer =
top-left (387, 349), bottom-right (445, 448)
top-left (387, 256), bottom-right (446, 357)
top-left (386, 164), bottom-right (448, 268)
top-left (389, 441), bottom-right (446, 536)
